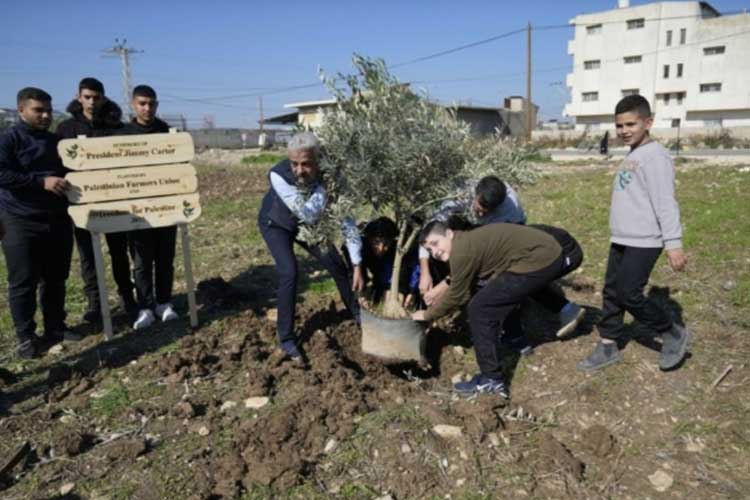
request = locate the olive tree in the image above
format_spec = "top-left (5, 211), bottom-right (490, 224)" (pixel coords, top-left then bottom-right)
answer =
top-left (310, 55), bottom-right (537, 318)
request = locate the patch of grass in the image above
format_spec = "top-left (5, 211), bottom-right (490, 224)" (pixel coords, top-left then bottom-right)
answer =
top-left (90, 383), bottom-right (131, 420)
top-left (241, 153), bottom-right (285, 165)
top-left (306, 277), bottom-right (338, 296)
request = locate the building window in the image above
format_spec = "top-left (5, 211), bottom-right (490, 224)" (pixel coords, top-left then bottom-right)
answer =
top-left (582, 92), bottom-right (599, 102)
top-left (671, 118), bottom-right (681, 128)
top-left (680, 28), bottom-right (687, 44)
top-left (584, 60), bottom-right (601, 70)
top-left (624, 55), bottom-right (642, 64)
top-left (676, 92), bottom-right (685, 105)
top-left (587, 24), bottom-right (602, 34)
top-left (663, 65), bottom-right (670, 78)
top-left (666, 30), bottom-right (673, 46)
top-left (663, 93), bottom-right (671, 105)
top-left (700, 83), bottom-right (722, 93)
top-left (622, 89), bottom-right (640, 97)
top-left (703, 46), bottom-right (726, 55)
top-left (627, 18), bottom-right (645, 29)
top-left (677, 63), bottom-right (684, 78)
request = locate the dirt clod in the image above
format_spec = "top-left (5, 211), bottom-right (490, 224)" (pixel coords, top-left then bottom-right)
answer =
top-left (582, 424), bottom-right (616, 457)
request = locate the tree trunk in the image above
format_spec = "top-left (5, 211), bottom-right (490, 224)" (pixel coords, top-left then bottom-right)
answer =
top-left (382, 223), bottom-right (419, 319)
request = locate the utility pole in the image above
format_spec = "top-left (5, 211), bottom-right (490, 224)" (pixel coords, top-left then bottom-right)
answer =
top-left (526, 22), bottom-right (533, 142)
top-left (258, 95), bottom-right (264, 132)
top-left (103, 38), bottom-right (143, 119)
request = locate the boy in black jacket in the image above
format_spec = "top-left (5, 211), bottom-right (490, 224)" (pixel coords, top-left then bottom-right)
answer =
top-left (0, 88), bottom-right (82, 359)
top-left (56, 77), bottom-right (136, 323)
top-left (124, 85), bottom-right (179, 330)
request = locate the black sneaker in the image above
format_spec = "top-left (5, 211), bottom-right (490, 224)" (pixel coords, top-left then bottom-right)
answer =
top-left (45, 327), bottom-right (84, 343)
top-left (577, 341), bottom-right (623, 371)
top-left (279, 340), bottom-right (302, 360)
top-left (659, 323), bottom-right (690, 370)
top-left (82, 304), bottom-right (102, 324)
top-left (16, 339), bottom-right (37, 360)
top-left (120, 293), bottom-right (139, 318)
top-left (454, 373), bottom-right (510, 398)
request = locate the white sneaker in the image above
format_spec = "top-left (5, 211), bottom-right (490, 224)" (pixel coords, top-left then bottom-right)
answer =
top-left (133, 309), bottom-right (155, 330)
top-left (155, 303), bottom-right (178, 322)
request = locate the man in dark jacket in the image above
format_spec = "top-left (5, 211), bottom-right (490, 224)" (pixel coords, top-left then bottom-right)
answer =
top-left (123, 85), bottom-right (179, 330)
top-left (1, 87), bottom-right (82, 359)
top-left (56, 77), bottom-right (136, 323)
top-left (258, 132), bottom-right (364, 360)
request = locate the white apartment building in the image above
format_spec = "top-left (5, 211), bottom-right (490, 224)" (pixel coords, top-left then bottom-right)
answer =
top-left (564, 0), bottom-right (750, 130)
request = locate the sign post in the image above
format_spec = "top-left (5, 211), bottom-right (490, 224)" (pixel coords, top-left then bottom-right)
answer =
top-left (59, 130), bottom-right (201, 340)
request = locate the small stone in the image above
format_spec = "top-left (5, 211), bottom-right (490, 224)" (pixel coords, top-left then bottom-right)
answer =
top-left (401, 443), bottom-right (412, 454)
top-left (244, 396), bottom-right (270, 409)
top-left (49, 344), bottom-right (65, 355)
top-left (451, 373), bottom-right (464, 384)
top-left (488, 433), bottom-right (501, 447)
top-left (324, 438), bottom-right (337, 454)
top-left (266, 308), bottom-right (278, 322)
top-left (375, 495), bottom-right (394, 500)
top-left (456, 478), bottom-right (466, 487)
top-left (173, 401), bottom-right (195, 419)
top-left (459, 450), bottom-right (469, 460)
top-left (197, 426), bottom-right (210, 436)
top-left (394, 396), bottom-right (405, 405)
top-left (59, 414), bottom-right (75, 424)
top-left (433, 425), bottom-right (462, 439)
top-left (220, 401), bottom-right (237, 412)
top-left (60, 483), bottom-right (75, 495)
top-left (723, 280), bottom-right (736, 291)
top-left (648, 469), bottom-right (674, 492)
top-left (685, 436), bottom-right (706, 453)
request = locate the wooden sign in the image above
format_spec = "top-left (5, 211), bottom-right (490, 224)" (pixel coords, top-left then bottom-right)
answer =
top-left (69, 193), bottom-right (201, 233)
top-left (65, 164), bottom-right (198, 204)
top-left (59, 132), bottom-right (194, 170)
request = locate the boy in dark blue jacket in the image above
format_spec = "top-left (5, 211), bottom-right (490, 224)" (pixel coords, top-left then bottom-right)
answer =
top-left (0, 88), bottom-right (82, 359)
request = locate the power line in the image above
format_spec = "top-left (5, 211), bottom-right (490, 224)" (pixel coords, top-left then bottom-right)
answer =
top-left (390, 27), bottom-right (526, 69)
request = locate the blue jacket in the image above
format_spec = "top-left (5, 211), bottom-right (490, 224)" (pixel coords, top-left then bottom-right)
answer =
top-left (0, 121), bottom-right (69, 217)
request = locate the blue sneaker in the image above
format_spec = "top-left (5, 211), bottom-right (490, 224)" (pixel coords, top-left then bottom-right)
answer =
top-left (279, 340), bottom-right (302, 360)
top-left (557, 302), bottom-right (585, 338)
top-left (454, 374), bottom-right (509, 398)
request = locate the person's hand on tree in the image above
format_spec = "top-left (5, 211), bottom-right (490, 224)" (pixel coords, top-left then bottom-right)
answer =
top-left (423, 279), bottom-right (449, 306)
top-left (403, 293), bottom-right (414, 308)
top-left (411, 310), bottom-right (426, 321)
top-left (43, 176), bottom-right (69, 196)
top-left (666, 248), bottom-right (687, 272)
top-left (352, 265), bottom-right (365, 292)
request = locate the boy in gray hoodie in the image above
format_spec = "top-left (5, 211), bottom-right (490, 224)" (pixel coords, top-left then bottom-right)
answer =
top-left (578, 95), bottom-right (689, 372)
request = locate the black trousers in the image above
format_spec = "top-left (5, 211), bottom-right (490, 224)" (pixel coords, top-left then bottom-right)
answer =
top-left (468, 254), bottom-right (564, 378)
top-left (128, 227), bottom-right (177, 309)
top-left (531, 240), bottom-right (584, 313)
top-left (259, 222), bottom-right (359, 344)
top-left (598, 243), bottom-right (672, 340)
top-left (1, 212), bottom-right (73, 342)
top-left (74, 227), bottom-right (134, 303)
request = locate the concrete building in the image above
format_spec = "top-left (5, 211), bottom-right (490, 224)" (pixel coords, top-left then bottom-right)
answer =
top-left (564, 1), bottom-right (750, 131)
top-left (262, 95), bottom-right (538, 138)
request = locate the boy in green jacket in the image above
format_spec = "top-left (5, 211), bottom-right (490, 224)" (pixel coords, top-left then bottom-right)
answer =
top-left (412, 222), bottom-right (567, 398)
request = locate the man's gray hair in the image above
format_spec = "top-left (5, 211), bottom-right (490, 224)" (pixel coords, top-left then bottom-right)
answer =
top-left (287, 131), bottom-right (321, 157)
